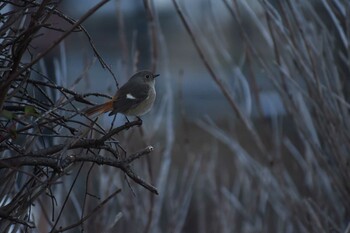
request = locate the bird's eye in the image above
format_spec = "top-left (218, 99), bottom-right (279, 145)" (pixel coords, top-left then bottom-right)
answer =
top-left (145, 75), bottom-right (150, 79)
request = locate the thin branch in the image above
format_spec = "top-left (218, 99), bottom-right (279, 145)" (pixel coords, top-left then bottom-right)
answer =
top-left (9, 0), bottom-right (111, 82)
top-left (0, 210), bottom-right (35, 228)
top-left (0, 146), bottom-right (158, 194)
top-left (50, 163), bottom-right (85, 232)
top-left (51, 189), bottom-right (122, 233)
top-left (171, 0), bottom-right (267, 155)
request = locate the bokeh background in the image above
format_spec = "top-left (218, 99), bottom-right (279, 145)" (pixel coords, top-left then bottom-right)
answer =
top-left (2, 0), bottom-right (350, 232)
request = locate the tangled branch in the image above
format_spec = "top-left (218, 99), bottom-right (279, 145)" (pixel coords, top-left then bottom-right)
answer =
top-left (0, 0), bottom-right (158, 231)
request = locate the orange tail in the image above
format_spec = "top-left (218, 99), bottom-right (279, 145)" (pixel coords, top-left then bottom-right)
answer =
top-left (85, 101), bottom-right (113, 116)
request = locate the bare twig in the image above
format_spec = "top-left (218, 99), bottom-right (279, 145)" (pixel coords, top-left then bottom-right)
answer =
top-left (171, 0), bottom-right (267, 155)
top-left (9, 0), bottom-right (111, 83)
top-left (51, 189), bottom-right (122, 233)
top-left (0, 146), bottom-right (157, 194)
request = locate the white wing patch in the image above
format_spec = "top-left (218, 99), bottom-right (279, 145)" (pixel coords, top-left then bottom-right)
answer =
top-left (126, 93), bottom-right (136, 100)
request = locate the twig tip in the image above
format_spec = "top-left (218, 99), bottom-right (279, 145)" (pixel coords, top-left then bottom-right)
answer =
top-left (147, 146), bottom-right (154, 152)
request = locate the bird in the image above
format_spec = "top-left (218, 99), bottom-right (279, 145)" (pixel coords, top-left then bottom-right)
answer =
top-left (85, 70), bottom-right (159, 118)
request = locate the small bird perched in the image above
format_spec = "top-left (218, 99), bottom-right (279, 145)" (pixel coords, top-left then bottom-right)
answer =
top-left (85, 70), bottom-right (159, 118)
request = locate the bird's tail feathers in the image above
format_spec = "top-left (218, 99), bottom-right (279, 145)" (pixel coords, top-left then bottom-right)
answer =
top-left (85, 101), bottom-right (113, 116)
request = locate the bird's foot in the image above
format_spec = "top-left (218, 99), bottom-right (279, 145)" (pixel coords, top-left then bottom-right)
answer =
top-left (136, 116), bottom-right (142, 125)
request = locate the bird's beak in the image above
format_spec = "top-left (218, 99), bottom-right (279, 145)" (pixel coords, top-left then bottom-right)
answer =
top-left (154, 74), bottom-right (160, 78)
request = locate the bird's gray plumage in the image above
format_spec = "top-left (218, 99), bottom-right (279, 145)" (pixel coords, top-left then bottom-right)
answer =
top-left (109, 70), bottom-right (158, 116)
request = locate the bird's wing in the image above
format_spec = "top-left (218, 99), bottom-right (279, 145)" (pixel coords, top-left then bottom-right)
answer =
top-left (109, 82), bottom-right (150, 115)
